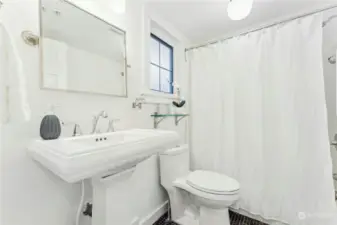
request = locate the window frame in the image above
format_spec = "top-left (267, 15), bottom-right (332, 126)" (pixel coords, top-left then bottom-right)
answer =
top-left (150, 33), bottom-right (174, 94)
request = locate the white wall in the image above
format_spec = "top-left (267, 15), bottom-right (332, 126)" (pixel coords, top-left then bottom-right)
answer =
top-left (0, 1), bottom-right (190, 225)
top-left (323, 8), bottom-right (337, 189)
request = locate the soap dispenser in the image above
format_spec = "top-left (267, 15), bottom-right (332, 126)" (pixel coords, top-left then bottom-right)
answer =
top-left (40, 105), bottom-right (62, 140)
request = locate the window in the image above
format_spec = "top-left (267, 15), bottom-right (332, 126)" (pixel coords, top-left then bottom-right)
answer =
top-left (150, 34), bottom-right (174, 94)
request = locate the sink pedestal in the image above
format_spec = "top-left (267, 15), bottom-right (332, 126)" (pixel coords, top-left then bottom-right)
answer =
top-left (92, 155), bottom-right (167, 225)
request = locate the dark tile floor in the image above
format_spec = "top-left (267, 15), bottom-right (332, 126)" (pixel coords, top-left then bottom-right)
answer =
top-left (153, 211), bottom-right (268, 225)
top-left (229, 211), bottom-right (268, 225)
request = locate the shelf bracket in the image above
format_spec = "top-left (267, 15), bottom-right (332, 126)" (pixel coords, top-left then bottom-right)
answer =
top-left (154, 116), bottom-right (166, 129)
top-left (175, 115), bottom-right (188, 126)
top-left (152, 112), bottom-right (189, 129)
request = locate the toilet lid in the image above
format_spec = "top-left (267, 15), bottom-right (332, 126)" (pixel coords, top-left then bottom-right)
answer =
top-left (187, 170), bottom-right (240, 195)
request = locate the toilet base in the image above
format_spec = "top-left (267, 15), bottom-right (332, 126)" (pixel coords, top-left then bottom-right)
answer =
top-left (176, 215), bottom-right (199, 225)
top-left (200, 207), bottom-right (230, 225)
top-left (175, 207), bottom-right (230, 225)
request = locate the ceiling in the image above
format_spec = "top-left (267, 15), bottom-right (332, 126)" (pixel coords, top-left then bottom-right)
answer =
top-left (146, 0), bottom-right (337, 44)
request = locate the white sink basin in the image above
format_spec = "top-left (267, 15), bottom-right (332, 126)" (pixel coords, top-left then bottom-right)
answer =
top-left (28, 129), bottom-right (180, 183)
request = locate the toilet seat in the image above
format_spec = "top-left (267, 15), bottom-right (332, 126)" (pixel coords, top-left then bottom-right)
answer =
top-left (186, 170), bottom-right (240, 195)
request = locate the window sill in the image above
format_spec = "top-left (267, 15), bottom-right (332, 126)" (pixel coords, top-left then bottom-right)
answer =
top-left (140, 90), bottom-right (179, 100)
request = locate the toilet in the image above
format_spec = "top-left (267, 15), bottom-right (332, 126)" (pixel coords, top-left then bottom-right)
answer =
top-left (159, 145), bottom-right (240, 225)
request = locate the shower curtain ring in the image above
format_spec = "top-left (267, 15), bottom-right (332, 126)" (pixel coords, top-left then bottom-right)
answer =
top-left (328, 55), bottom-right (336, 64)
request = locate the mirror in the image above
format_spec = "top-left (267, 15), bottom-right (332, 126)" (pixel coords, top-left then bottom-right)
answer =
top-left (40, 0), bottom-right (127, 97)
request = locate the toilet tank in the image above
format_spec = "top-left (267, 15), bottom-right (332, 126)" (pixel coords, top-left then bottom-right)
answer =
top-left (159, 145), bottom-right (190, 190)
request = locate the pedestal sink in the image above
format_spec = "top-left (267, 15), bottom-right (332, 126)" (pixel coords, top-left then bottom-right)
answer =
top-left (28, 129), bottom-right (180, 183)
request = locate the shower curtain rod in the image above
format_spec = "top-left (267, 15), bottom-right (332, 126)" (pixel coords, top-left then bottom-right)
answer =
top-left (186, 4), bottom-right (337, 52)
top-left (322, 15), bottom-right (337, 27)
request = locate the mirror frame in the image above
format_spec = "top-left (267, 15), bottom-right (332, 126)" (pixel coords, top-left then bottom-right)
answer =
top-left (39, 0), bottom-right (128, 97)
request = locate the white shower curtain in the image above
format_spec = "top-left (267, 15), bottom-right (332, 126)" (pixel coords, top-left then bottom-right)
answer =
top-left (190, 14), bottom-right (337, 225)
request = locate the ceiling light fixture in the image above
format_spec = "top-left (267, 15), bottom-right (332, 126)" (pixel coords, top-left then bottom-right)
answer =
top-left (227, 0), bottom-right (254, 21)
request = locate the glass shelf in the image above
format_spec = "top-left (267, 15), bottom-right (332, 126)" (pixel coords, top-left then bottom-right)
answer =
top-left (150, 113), bottom-right (189, 128)
top-left (151, 114), bottom-right (189, 117)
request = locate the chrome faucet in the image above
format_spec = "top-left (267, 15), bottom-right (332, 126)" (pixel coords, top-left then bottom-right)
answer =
top-left (91, 111), bottom-right (108, 134)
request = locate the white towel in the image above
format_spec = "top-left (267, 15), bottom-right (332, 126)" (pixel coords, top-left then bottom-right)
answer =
top-left (0, 22), bottom-right (31, 123)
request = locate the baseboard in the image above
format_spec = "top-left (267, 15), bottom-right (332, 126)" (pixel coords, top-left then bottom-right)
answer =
top-left (139, 201), bottom-right (169, 225)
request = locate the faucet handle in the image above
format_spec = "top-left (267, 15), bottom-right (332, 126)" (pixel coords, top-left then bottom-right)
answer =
top-left (62, 121), bottom-right (83, 136)
top-left (107, 119), bottom-right (120, 132)
top-left (73, 124), bottom-right (83, 136)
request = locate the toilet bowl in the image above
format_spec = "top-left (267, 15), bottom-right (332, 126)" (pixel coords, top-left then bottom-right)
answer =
top-left (159, 145), bottom-right (240, 225)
